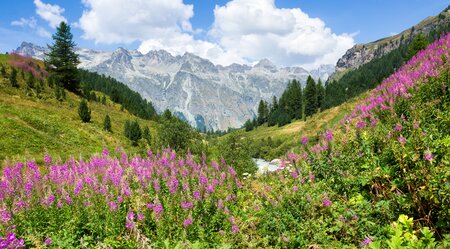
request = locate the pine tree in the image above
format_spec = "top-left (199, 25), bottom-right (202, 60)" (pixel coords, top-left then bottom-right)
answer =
top-left (244, 119), bottom-right (254, 132)
top-left (290, 79), bottom-right (303, 119)
top-left (103, 114), bottom-right (112, 132)
top-left (101, 95), bottom-right (107, 105)
top-left (128, 120), bottom-right (142, 146)
top-left (257, 100), bottom-right (269, 125)
top-left (78, 99), bottom-right (91, 122)
top-left (124, 120), bottom-right (131, 139)
top-left (10, 68), bottom-right (18, 88)
top-left (55, 83), bottom-right (66, 101)
top-left (46, 22), bottom-right (80, 93)
top-left (0, 65), bottom-right (6, 78)
top-left (143, 126), bottom-right (151, 145)
top-left (409, 33), bottom-right (428, 58)
top-left (316, 79), bottom-right (325, 111)
top-left (271, 96), bottom-right (278, 113)
top-left (304, 76), bottom-right (318, 117)
top-left (26, 72), bottom-right (35, 89)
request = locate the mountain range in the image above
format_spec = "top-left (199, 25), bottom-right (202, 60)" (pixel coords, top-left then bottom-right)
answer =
top-left (14, 42), bottom-right (333, 131)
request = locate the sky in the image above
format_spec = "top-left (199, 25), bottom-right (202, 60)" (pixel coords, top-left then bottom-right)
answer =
top-left (0, 0), bottom-right (448, 69)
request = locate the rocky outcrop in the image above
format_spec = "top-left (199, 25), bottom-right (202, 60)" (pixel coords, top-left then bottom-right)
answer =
top-left (334, 8), bottom-right (450, 74)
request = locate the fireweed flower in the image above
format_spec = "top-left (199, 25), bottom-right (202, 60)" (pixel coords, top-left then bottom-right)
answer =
top-left (153, 204), bottom-right (164, 215)
top-left (181, 201), bottom-right (194, 209)
top-left (360, 237), bottom-right (372, 247)
top-left (44, 154), bottom-right (51, 164)
top-left (424, 151), bottom-right (434, 162)
top-left (398, 135), bottom-right (406, 146)
top-left (193, 191), bottom-right (201, 200)
top-left (183, 218), bottom-right (193, 227)
top-left (301, 136), bottom-right (308, 145)
top-left (323, 198), bottom-right (332, 207)
top-left (231, 225), bottom-right (239, 233)
top-left (137, 213), bottom-right (145, 221)
top-left (356, 121), bottom-right (367, 129)
top-left (394, 123), bottom-right (403, 132)
top-left (45, 238), bottom-right (52, 246)
top-left (325, 131), bottom-right (333, 141)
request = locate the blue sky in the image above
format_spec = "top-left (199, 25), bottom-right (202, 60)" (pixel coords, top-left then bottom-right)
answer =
top-left (0, 0), bottom-right (448, 68)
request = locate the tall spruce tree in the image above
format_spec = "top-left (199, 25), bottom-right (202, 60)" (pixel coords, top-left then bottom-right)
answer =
top-left (26, 72), bottom-right (34, 89)
top-left (78, 99), bottom-right (91, 122)
top-left (290, 79), bottom-right (303, 119)
top-left (304, 76), bottom-right (318, 117)
top-left (128, 120), bottom-right (142, 146)
top-left (0, 65), bottom-right (6, 78)
top-left (316, 79), bottom-right (325, 111)
top-left (10, 68), bottom-right (18, 88)
top-left (257, 100), bottom-right (269, 125)
top-left (103, 114), bottom-right (112, 132)
top-left (46, 22), bottom-right (80, 93)
top-left (143, 126), bottom-right (151, 145)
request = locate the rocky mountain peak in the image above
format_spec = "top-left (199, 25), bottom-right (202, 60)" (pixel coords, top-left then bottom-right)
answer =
top-left (254, 58), bottom-right (276, 69)
top-left (13, 41), bottom-right (334, 131)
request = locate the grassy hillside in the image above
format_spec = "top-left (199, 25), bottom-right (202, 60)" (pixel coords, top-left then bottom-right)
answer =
top-left (0, 54), bottom-right (158, 165)
top-left (228, 94), bottom-right (363, 160)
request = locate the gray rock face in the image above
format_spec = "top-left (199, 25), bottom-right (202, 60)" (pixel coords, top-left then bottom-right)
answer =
top-left (334, 10), bottom-right (450, 74)
top-left (14, 42), bottom-right (334, 131)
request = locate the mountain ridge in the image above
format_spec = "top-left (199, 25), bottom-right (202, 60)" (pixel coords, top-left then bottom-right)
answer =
top-left (330, 6), bottom-right (450, 80)
top-left (14, 42), bottom-right (334, 130)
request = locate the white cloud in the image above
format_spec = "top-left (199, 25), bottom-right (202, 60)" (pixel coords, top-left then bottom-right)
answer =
top-left (11, 16), bottom-right (51, 38)
top-left (210, 0), bottom-right (355, 69)
top-left (11, 17), bottom-right (37, 28)
top-left (79, 0), bottom-right (194, 44)
top-left (34, 0), bottom-right (67, 28)
top-left (78, 0), bottom-right (355, 69)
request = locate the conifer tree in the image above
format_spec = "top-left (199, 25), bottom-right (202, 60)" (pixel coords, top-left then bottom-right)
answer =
top-left (244, 119), bottom-right (254, 132)
top-left (0, 65), bottom-right (6, 78)
top-left (26, 72), bottom-right (34, 89)
top-left (290, 79), bottom-right (303, 119)
top-left (124, 120), bottom-right (131, 139)
top-left (103, 114), bottom-right (112, 132)
top-left (143, 126), bottom-right (151, 145)
top-left (78, 99), bottom-right (91, 122)
top-left (257, 100), bottom-right (269, 125)
top-left (46, 22), bottom-right (80, 93)
top-left (316, 79), bottom-right (325, 111)
top-left (304, 76), bottom-right (318, 117)
top-left (10, 68), bottom-right (18, 88)
top-left (128, 120), bottom-right (142, 146)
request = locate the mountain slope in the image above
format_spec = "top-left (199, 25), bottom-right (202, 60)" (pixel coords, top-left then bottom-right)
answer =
top-left (0, 54), bottom-right (158, 164)
top-left (14, 43), bottom-right (334, 131)
top-left (331, 6), bottom-right (450, 79)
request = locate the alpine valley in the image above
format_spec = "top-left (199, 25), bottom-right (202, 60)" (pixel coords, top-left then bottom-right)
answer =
top-left (14, 42), bottom-right (334, 131)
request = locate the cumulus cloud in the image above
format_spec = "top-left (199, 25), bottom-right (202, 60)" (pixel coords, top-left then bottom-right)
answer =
top-left (79, 0), bottom-right (194, 44)
top-left (34, 0), bottom-right (67, 28)
top-left (78, 0), bottom-right (354, 69)
top-left (210, 0), bottom-right (355, 69)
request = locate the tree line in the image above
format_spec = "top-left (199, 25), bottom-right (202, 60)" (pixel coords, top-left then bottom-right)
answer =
top-left (244, 76), bottom-right (325, 131)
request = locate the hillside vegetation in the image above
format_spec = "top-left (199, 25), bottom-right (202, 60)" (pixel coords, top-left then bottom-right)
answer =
top-left (0, 53), bottom-right (159, 165)
top-left (1, 31), bottom-right (449, 248)
top-left (323, 7), bottom-right (450, 111)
